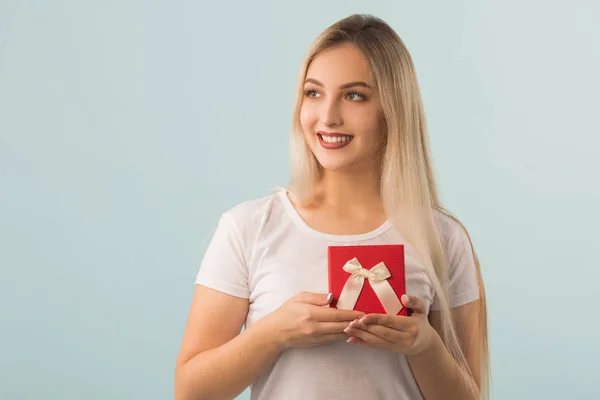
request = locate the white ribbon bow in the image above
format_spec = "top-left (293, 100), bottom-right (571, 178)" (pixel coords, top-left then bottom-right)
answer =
top-left (336, 257), bottom-right (403, 315)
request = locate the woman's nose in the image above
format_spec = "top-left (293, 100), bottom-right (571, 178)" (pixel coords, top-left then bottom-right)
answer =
top-left (320, 99), bottom-right (343, 127)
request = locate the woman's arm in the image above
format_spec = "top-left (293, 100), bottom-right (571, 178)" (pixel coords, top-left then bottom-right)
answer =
top-left (406, 300), bottom-right (481, 400)
top-left (174, 285), bottom-right (283, 400)
top-left (174, 286), bottom-right (363, 400)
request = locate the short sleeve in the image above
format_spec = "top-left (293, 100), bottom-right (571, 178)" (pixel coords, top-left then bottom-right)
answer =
top-left (195, 212), bottom-right (250, 299)
top-left (430, 222), bottom-right (480, 310)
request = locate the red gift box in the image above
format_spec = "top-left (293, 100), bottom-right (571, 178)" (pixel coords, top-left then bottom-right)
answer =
top-left (328, 244), bottom-right (407, 315)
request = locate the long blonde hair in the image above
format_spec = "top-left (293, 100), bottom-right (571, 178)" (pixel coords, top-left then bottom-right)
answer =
top-left (287, 14), bottom-right (490, 399)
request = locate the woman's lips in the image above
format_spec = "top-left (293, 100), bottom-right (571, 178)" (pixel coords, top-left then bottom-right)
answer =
top-left (317, 132), bottom-right (354, 150)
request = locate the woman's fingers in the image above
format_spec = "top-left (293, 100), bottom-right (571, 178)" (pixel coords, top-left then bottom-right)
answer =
top-left (343, 325), bottom-right (392, 346)
top-left (359, 314), bottom-right (413, 331)
top-left (318, 332), bottom-right (350, 343)
top-left (401, 294), bottom-right (427, 315)
top-left (347, 320), bottom-right (412, 342)
top-left (314, 306), bottom-right (365, 322)
top-left (316, 321), bottom-right (355, 335)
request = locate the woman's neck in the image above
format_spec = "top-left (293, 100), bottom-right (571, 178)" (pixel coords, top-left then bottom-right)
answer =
top-left (313, 169), bottom-right (383, 215)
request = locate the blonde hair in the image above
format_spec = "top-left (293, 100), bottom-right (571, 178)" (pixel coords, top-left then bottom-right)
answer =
top-left (287, 14), bottom-right (490, 399)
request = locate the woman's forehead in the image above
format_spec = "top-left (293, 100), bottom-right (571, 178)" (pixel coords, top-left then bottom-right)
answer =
top-left (306, 44), bottom-right (373, 87)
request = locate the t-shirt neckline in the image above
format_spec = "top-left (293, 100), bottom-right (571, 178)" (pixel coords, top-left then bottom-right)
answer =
top-left (277, 189), bottom-right (392, 242)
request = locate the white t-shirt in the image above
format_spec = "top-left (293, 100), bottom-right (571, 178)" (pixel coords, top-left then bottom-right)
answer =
top-left (195, 189), bottom-right (479, 400)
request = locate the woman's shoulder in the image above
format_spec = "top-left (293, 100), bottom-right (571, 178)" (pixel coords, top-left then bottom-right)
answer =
top-left (432, 209), bottom-right (471, 248)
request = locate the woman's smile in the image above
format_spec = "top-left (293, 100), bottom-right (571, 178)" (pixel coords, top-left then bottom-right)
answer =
top-left (317, 131), bottom-right (354, 149)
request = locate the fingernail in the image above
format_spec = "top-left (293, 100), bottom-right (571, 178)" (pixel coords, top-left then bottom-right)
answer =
top-left (350, 321), bottom-right (359, 328)
top-left (403, 294), bottom-right (410, 304)
top-left (325, 293), bottom-right (333, 302)
top-left (343, 326), bottom-right (351, 333)
top-left (347, 337), bottom-right (354, 343)
top-left (359, 317), bottom-right (366, 324)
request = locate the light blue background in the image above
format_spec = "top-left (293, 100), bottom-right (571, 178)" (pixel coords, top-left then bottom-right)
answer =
top-left (1, 1), bottom-right (598, 399)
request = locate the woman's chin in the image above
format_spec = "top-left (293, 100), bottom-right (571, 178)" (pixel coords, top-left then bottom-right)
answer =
top-left (315, 152), bottom-right (379, 175)
top-left (317, 158), bottom-right (358, 173)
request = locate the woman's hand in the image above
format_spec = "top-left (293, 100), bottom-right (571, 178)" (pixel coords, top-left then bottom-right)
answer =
top-left (343, 294), bottom-right (436, 356)
top-left (263, 291), bottom-right (366, 350)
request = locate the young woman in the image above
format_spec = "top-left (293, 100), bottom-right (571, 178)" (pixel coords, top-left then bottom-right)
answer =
top-left (175, 14), bottom-right (489, 400)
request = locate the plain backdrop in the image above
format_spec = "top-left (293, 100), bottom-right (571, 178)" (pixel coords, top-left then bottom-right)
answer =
top-left (1, 1), bottom-right (599, 399)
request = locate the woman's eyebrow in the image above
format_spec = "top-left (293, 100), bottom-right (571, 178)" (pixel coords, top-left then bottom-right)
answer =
top-left (304, 78), bottom-right (371, 89)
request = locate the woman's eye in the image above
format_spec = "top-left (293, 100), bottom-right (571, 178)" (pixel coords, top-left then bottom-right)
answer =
top-left (347, 92), bottom-right (365, 101)
top-left (303, 89), bottom-right (365, 101)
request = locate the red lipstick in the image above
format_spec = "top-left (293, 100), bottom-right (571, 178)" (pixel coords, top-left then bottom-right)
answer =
top-left (317, 131), bottom-right (354, 150)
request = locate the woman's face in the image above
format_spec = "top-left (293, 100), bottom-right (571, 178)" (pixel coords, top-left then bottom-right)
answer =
top-left (300, 42), bottom-right (383, 173)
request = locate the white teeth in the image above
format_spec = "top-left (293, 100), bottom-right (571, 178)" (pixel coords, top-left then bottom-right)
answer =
top-left (321, 135), bottom-right (352, 143)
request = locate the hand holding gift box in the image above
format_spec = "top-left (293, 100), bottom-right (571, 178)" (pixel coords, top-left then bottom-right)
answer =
top-left (328, 244), bottom-right (407, 316)
top-left (329, 244), bottom-right (438, 355)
